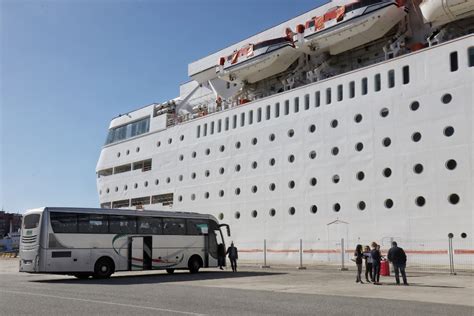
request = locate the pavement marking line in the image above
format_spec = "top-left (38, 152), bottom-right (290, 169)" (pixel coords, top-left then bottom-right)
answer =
top-left (0, 290), bottom-right (207, 316)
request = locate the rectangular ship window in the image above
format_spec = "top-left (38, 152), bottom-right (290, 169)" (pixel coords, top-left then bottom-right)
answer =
top-left (203, 123), bottom-right (208, 136)
top-left (112, 199), bottom-right (130, 208)
top-left (196, 125), bottom-right (201, 138)
top-left (326, 88), bottom-right (331, 104)
top-left (402, 65), bottom-right (410, 84)
top-left (450, 51), bottom-right (458, 72)
top-left (114, 164), bottom-right (131, 174)
top-left (210, 121), bottom-right (215, 134)
top-left (98, 168), bottom-right (113, 178)
top-left (361, 77), bottom-right (368, 95)
top-left (233, 115), bottom-right (237, 129)
top-left (275, 102), bottom-right (280, 117)
top-left (337, 84), bottom-right (343, 101)
top-left (374, 74), bottom-right (381, 92)
top-left (388, 70), bottom-right (395, 88)
top-left (152, 193), bottom-right (173, 206)
top-left (469, 47), bottom-right (474, 67)
top-left (225, 117), bottom-right (229, 131)
top-left (131, 196), bottom-right (151, 207)
top-left (257, 108), bottom-right (262, 122)
top-left (284, 100), bottom-right (289, 115)
top-left (294, 97), bottom-right (299, 113)
top-left (266, 105), bottom-right (271, 120)
top-left (240, 112), bottom-right (245, 127)
top-left (349, 81), bottom-right (355, 98)
top-left (217, 119), bottom-right (222, 132)
top-left (315, 91), bottom-right (320, 107)
top-left (100, 202), bottom-right (111, 209)
top-left (304, 94), bottom-right (310, 110)
top-left (249, 110), bottom-right (253, 125)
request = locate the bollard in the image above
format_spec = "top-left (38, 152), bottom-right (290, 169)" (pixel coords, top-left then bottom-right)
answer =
top-left (448, 233), bottom-right (456, 275)
top-left (261, 239), bottom-right (270, 268)
top-left (340, 238), bottom-right (348, 271)
top-left (297, 239), bottom-right (306, 270)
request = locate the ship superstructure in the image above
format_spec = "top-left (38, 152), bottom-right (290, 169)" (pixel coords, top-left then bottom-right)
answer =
top-left (97, 0), bottom-right (474, 266)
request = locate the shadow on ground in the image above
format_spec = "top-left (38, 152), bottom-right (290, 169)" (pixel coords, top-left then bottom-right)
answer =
top-left (32, 270), bottom-right (285, 285)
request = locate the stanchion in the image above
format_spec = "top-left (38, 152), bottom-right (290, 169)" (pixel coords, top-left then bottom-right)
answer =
top-left (340, 238), bottom-right (348, 271)
top-left (261, 239), bottom-right (270, 268)
top-left (448, 233), bottom-right (456, 275)
top-left (297, 239), bottom-right (306, 270)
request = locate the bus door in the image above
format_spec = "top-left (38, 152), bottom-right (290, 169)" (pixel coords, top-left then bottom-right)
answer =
top-left (128, 236), bottom-right (153, 271)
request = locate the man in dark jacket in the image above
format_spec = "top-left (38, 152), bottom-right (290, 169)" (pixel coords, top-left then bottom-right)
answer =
top-left (370, 242), bottom-right (382, 284)
top-left (226, 242), bottom-right (238, 272)
top-left (387, 241), bottom-right (408, 285)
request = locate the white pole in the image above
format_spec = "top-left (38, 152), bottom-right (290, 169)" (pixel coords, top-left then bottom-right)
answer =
top-left (297, 239), bottom-right (306, 270)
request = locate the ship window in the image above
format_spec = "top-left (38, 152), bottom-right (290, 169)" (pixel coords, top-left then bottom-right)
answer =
top-left (275, 102), bottom-right (280, 117)
top-left (105, 116), bottom-right (150, 145)
top-left (310, 177), bottom-right (317, 186)
top-left (384, 199), bottom-right (393, 209)
top-left (251, 210), bottom-right (258, 218)
top-left (374, 74), bottom-right (381, 92)
top-left (294, 97), bottom-right (299, 113)
top-left (332, 175), bottom-right (340, 183)
top-left (269, 209), bottom-right (276, 217)
top-left (100, 202), bottom-right (111, 208)
top-left (446, 159), bottom-right (457, 170)
top-left (412, 132), bottom-right (422, 142)
top-left (309, 124), bottom-right (316, 133)
top-left (310, 205), bottom-right (317, 214)
top-left (354, 114), bottom-right (362, 123)
top-left (210, 121), bottom-right (215, 134)
top-left (326, 88), bottom-right (331, 104)
top-left (249, 110), bottom-right (253, 125)
top-left (266, 105), bottom-right (271, 120)
top-left (197, 125), bottom-right (201, 138)
top-left (288, 207), bottom-right (296, 215)
top-left (315, 91), bottom-right (321, 107)
top-left (337, 84), bottom-right (343, 101)
top-left (402, 65), bottom-right (410, 84)
top-left (233, 115), bottom-right (237, 129)
top-left (349, 81), bottom-right (355, 98)
top-left (382, 137), bottom-right (391, 147)
top-left (203, 123), bottom-right (208, 136)
top-left (413, 163), bottom-right (423, 174)
top-left (415, 196), bottom-right (426, 207)
top-left (235, 187), bottom-right (241, 195)
top-left (469, 47), bottom-right (474, 67)
top-left (383, 167), bottom-right (392, 178)
top-left (257, 108), bottom-right (262, 122)
top-left (333, 203), bottom-right (341, 212)
top-left (235, 212), bottom-right (240, 219)
top-left (241, 112), bottom-right (245, 127)
top-left (309, 150), bottom-right (317, 159)
top-left (225, 117), bottom-right (229, 131)
top-left (284, 100), bottom-right (290, 115)
top-left (218, 119), bottom-right (222, 132)
top-left (388, 70), bottom-right (395, 88)
top-left (98, 168), bottom-right (113, 177)
top-left (355, 142), bottom-right (363, 152)
top-left (269, 183), bottom-right (276, 191)
top-left (449, 193), bottom-right (460, 205)
top-left (304, 94), bottom-right (310, 110)
top-left (444, 126), bottom-right (454, 137)
top-left (269, 133), bottom-right (275, 141)
top-left (356, 171), bottom-right (364, 181)
top-left (410, 101), bottom-right (419, 111)
top-left (450, 51), bottom-right (458, 72)
top-left (361, 77), bottom-right (368, 95)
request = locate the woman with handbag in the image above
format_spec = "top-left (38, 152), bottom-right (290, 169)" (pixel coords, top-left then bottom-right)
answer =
top-left (353, 244), bottom-right (364, 284)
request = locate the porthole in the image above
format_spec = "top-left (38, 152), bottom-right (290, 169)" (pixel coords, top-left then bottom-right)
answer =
top-left (356, 171), bottom-right (365, 181)
top-left (331, 119), bottom-right (338, 128)
top-left (355, 142), bottom-right (364, 152)
top-left (134, 183), bottom-right (138, 189)
top-left (168, 138), bottom-right (172, 144)
top-left (205, 148), bottom-right (211, 155)
top-left (219, 167), bottom-right (225, 175)
top-left (180, 135), bottom-right (184, 141)
top-left (269, 183), bottom-right (276, 191)
top-left (413, 163), bottom-right (423, 174)
top-left (269, 133), bottom-right (276, 142)
top-left (179, 154), bottom-right (184, 161)
top-left (144, 181), bottom-right (148, 187)
top-left (288, 155), bottom-right (295, 163)
top-left (166, 177), bottom-right (171, 183)
top-left (309, 124), bottom-right (316, 133)
top-left (252, 161), bottom-right (258, 169)
top-left (446, 159), bottom-right (457, 170)
top-left (252, 137), bottom-right (258, 145)
top-left (269, 209), bottom-right (276, 217)
top-left (179, 175), bottom-right (183, 181)
top-left (442, 93), bottom-right (452, 104)
top-left (415, 196), bottom-right (426, 207)
top-left (444, 126), bottom-right (454, 137)
top-left (383, 168), bottom-right (392, 178)
top-left (354, 114), bottom-right (363, 123)
top-left (178, 195), bottom-right (183, 202)
top-left (309, 150), bottom-right (317, 159)
top-left (235, 188), bottom-right (241, 195)
top-left (288, 180), bottom-right (295, 189)
top-left (205, 170), bottom-right (210, 177)
top-left (380, 107), bottom-right (389, 118)
top-left (157, 141), bottom-right (161, 147)
top-left (124, 185), bottom-right (128, 191)
top-left (155, 179), bottom-right (159, 185)
top-left (384, 199), bottom-right (393, 209)
top-left (251, 185), bottom-right (258, 193)
top-left (382, 137), bottom-right (391, 147)
top-left (191, 172), bottom-right (196, 179)
top-left (288, 207), bottom-right (296, 215)
top-left (461, 233), bottom-right (467, 238)
top-left (333, 203), bottom-right (341, 212)
top-left (288, 129), bottom-right (295, 137)
top-left (251, 210), bottom-right (258, 218)
top-left (204, 192), bottom-right (210, 199)
top-left (358, 201), bottom-right (366, 211)
top-left (117, 152), bottom-right (121, 158)
top-left (331, 147), bottom-right (339, 156)
top-left (448, 193), bottom-right (460, 205)
top-left (235, 141), bottom-right (241, 149)
top-left (310, 205), bottom-right (317, 214)
top-left (115, 187), bottom-right (118, 192)
top-left (310, 177), bottom-right (317, 186)
top-left (235, 164), bottom-right (241, 172)
top-left (126, 150), bottom-right (130, 155)
top-left (218, 213), bottom-right (224, 220)
top-left (410, 101), bottom-right (420, 111)
top-left (219, 190), bottom-right (224, 197)
top-left (332, 175), bottom-right (340, 183)
top-left (235, 212), bottom-right (240, 219)
top-left (269, 158), bottom-right (276, 166)
top-left (136, 147), bottom-right (140, 153)
top-left (412, 132), bottom-right (422, 142)
top-left (220, 145), bottom-right (225, 152)
top-left (192, 151), bottom-right (197, 158)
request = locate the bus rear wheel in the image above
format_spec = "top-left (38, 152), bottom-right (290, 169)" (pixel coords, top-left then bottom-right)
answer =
top-left (166, 269), bottom-right (175, 274)
top-left (188, 256), bottom-right (201, 274)
top-left (93, 257), bottom-right (115, 279)
top-left (73, 273), bottom-right (90, 280)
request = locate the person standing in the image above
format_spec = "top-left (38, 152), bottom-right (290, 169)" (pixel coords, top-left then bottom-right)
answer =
top-left (226, 241), bottom-right (238, 272)
top-left (371, 242), bottom-right (381, 284)
top-left (387, 241), bottom-right (409, 285)
top-left (363, 245), bottom-right (373, 283)
top-left (217, 243), bottom-right (226, 270)
top-left (353, 244), bottom-right (364, 284)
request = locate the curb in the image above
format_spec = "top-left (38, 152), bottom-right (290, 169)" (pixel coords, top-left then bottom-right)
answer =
top-left (0, 252), bottom-right (18, 259)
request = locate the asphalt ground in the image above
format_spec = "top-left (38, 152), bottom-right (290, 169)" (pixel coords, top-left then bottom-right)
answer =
top-left (0, 259), bottom-right (472, 316)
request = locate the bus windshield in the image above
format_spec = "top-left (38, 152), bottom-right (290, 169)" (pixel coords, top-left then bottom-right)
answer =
top-left (23, 214), bottom-right (40, 229)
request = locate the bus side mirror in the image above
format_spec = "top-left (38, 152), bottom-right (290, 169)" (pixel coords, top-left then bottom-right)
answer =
top-left (219, 224), bottom-right (231, 237)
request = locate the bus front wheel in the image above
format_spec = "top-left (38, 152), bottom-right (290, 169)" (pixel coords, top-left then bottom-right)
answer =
top-left (166, 269), bottom-right (175, 274)
top-left (188, 256), bottom-right (202, 274)
top-left (93, 257), bottom-right (115, 279)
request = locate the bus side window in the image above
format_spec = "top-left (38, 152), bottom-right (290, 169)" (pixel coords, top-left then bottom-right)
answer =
top-left (163, 218), bottom-right (186, 235)
top-left (78, 215), bottom-right (108, 234)
top-left (50, 212), bottom-right (78, 233)
top-left (186, 219), bottom-right (208, 235)
top-left (138, 217), bottom-right (163, 234)
top-left (109, 215), bottom-right (137, 234)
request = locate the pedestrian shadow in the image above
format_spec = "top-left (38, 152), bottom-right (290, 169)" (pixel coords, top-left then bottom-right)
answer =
top-left (32, 270), bottom-right (285, 285)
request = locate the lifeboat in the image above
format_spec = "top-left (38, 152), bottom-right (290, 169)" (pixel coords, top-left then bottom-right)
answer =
top-left (301, 0), bottom-right (408, 55)
top-left (216, 36), bottom-right (299, 83)
top-left (419, 0), bottom-right (474, 27)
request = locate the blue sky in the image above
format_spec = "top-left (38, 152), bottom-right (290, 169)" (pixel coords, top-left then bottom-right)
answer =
top-left (1, 0), bottom-right (323, 213)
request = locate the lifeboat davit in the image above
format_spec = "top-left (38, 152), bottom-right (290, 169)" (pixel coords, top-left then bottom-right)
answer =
top-left (301, 0), bottom-right (408, 55)
top-left (216, 37), bottom-right (299, 83)
top-left (419, 0), bottom-right (474, 27)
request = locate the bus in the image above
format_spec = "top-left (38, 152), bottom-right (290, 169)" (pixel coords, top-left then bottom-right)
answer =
top-left (19, 207), bottom-right (230, 279)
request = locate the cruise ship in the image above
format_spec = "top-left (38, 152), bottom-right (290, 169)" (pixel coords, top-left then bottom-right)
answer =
top-left (96, 0), bottom-right (474, 266)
